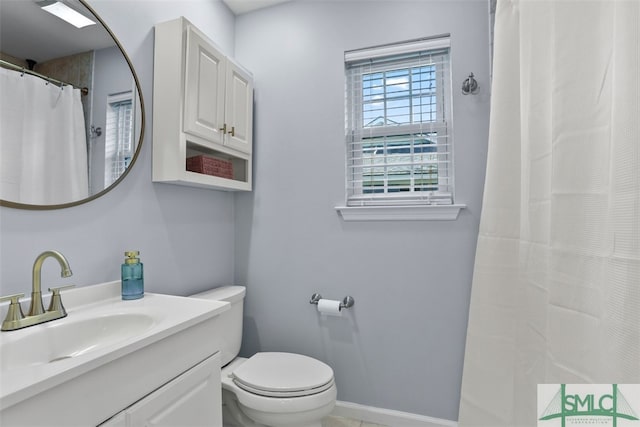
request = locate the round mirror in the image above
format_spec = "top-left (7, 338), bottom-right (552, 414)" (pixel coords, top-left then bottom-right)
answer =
top-left (0, 0), bottom-right (144, 210)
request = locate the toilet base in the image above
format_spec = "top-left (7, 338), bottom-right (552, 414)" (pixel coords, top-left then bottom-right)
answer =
top-left (222, 388), bottom-right (331, 427)
top-left (222, 390), bottom-right (264, 426)
top-left (239, 398), bottom-right (332, 427)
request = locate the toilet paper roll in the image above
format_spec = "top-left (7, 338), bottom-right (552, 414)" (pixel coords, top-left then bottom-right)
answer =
top-left (317, 299), bottom-right (342, 316)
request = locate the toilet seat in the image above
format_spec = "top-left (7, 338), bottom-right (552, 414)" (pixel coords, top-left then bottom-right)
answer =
top-left (221, 355), bottom-right (337, 425)
top-left (231, 352), bottom-right (335, 398)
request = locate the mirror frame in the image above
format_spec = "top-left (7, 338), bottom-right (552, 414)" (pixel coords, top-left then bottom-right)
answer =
top-left (0, 0), bottom-right (145, 210)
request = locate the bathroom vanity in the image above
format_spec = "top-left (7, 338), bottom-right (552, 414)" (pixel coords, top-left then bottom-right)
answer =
top-left (0, 282), bottom-right (229, 426)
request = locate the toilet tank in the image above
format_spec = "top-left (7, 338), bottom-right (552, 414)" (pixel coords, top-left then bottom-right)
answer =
top-left (190, 286), bottom-right (246, 366)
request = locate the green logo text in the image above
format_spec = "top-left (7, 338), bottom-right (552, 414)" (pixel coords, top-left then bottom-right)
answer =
top-left (539, 384), bottom-right (639, 427)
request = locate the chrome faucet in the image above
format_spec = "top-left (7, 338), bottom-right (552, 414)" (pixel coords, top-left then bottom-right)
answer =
top-left (0, 250), bottom-right (75, 331)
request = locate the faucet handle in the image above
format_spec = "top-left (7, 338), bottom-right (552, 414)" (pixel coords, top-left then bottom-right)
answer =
top-left (47, 285), bottom-right (75, 314)
top-left (48, 284), bottom-right (75, 293)
top-left (0, 293), bottom-right (25, 331)
top-left (0, 293), bottom-right (24, 303)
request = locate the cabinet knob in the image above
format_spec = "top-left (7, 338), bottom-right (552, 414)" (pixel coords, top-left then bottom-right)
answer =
top-left (228, 126), bottom-right (235, 137)
top-left (219, 124), bottom-right (227, 134)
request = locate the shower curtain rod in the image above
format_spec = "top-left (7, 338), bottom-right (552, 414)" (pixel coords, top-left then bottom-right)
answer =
top-left (0, 59), bottom-right (89, 96)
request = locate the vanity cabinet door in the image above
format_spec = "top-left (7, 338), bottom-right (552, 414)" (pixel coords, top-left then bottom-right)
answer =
top-left (98, 412), bottom-right (126, 427)
top-left (183, 25), bottom-right (226, 146)
top-left (99, 353), bottom-right (222, 427)
top-left (127, 353), bottom-right (222, 426)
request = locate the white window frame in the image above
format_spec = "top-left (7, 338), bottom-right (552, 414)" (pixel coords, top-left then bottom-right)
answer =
top-left (336, 36), bottom-right (465, 221)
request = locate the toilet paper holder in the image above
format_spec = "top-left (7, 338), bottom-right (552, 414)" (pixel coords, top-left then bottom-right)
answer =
top-left (309, 293), bottom-right (355, 310)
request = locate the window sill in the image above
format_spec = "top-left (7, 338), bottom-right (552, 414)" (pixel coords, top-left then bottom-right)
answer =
top-left (335, 204), bottom-right (466, 221)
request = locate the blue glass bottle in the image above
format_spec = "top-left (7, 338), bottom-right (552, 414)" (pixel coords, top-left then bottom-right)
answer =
top-left (122, 251), bottom-right (144, 300)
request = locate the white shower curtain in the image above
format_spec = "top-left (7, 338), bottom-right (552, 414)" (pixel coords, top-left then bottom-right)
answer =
top-left (0, 68), bottom-right (88, 205)
top-left (459, 0), bottom-right (639, 425)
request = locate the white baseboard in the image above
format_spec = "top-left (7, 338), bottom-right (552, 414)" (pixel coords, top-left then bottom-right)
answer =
top-left (332, 401), bottom-right (458, 427)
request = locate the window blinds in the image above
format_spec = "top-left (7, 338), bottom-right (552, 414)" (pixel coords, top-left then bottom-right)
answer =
top-left (345, 36), bottom-right (453, 206)
top-left (104, 92), bottom-right (134, 186)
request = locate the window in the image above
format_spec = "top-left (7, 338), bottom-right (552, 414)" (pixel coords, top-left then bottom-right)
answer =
top-left (104, 91), bottom-right (134, 186)
top-left (344, 37), bottom-right (454, 208)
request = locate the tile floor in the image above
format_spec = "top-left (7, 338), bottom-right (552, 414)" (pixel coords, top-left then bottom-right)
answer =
top-left (322, 415), bottom-right (388, 427)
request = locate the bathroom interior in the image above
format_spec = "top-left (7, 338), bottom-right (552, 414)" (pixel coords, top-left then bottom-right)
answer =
top-left (0, 0), bottom-right (638, 426)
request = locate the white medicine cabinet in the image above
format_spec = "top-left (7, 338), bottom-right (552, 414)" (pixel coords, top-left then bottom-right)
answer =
top-left (152, 17), bottom-right (253, 191)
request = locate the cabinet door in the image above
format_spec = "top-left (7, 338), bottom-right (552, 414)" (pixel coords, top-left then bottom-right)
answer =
top-left (98, 412), bottom-right (127, 427)
top-left (184, 25), bottom-right (226, 145)
top-left (125, 354), bottom-right (222, 426)
top-left (224, 60), bottom-right (253, 154)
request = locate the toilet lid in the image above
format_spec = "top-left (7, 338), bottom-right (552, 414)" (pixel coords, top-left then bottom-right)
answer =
top-left (231, 352), bottom-right (334, 397)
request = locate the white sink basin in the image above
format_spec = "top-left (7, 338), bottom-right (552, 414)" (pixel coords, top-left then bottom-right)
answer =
top-left (0, 312), bottom-right (155, 372)
top-left (0, 281), bottom-right (229, 414)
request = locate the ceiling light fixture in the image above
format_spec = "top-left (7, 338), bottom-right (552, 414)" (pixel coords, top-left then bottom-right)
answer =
top-left (37, 0), bottom-right (96, 28)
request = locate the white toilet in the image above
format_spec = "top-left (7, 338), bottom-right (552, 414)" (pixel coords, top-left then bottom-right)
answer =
top-left (191, 286), bottom-right (337, 427)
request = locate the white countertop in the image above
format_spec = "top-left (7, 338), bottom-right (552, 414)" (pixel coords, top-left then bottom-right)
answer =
top-left (0, 281), bottom-right (229, 410)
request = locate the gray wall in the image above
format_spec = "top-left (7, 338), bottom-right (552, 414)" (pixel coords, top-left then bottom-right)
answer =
top-left (0, 1), bottom-right (237, 298)
top-left (0, 0), bottom-right (491, 422)
top-left (233, 0), bottom-right (491, 421)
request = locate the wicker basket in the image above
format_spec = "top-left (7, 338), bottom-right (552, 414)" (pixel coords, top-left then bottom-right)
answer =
top-left (186, 155), bottom-right (233, 179)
